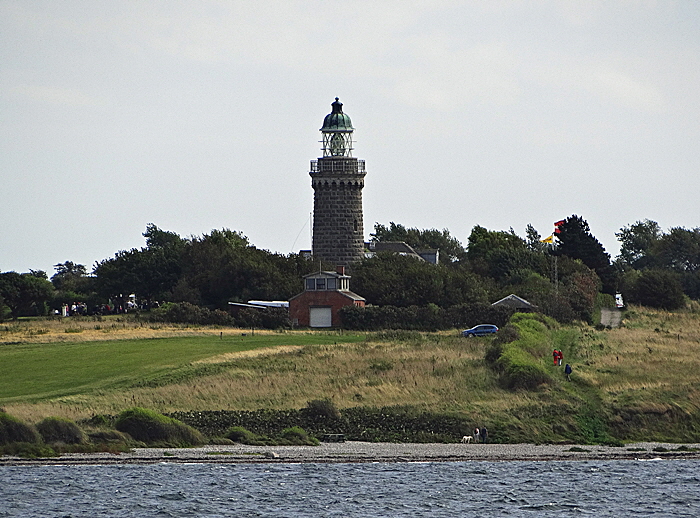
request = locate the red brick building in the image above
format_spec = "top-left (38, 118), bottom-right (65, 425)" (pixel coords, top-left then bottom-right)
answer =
top-left (289, 267), bottom-right (365, 328)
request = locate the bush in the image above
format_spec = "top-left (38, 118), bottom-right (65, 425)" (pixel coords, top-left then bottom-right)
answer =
top-left (279, 426), bottom-right (319, 446)
top-left (225, 426), bottom-right (259, 444)
top-left (0, 412), bottom-right (41, 445)
top-left (303, 398), bottom-right (341, 420)
top-left (339, 303), bottom-right (515, 331)
top-left (484, 341), bottom-right (505, 368)
top-left (493, 323), bottom-right (520, 345)
top-left (115, 407), bottom-right (205, 446)
top-left (37, 417), bottom-right (88, 444)
top-left (236, 307), bottom-right (291, 330)
top-left (631, 270), bottom-right (686, 310)
top-left (497, 347), bottom-right (551, 390)
top-left (0, 442), bottom-right (57, 458)
top-left (172, 407), bottom-right (469, 444)
top-left (149, 302), bottom-right (235, 326)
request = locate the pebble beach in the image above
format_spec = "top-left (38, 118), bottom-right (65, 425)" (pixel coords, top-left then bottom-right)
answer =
top-left (2, 441), bottom-right (700, 466)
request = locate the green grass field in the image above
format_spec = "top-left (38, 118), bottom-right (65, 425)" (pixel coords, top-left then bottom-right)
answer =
top-left (0, 332), bottom-right (366, 403)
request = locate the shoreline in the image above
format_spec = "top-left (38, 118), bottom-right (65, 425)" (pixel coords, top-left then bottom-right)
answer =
top-left (2, 441), bottom-right (700, 466)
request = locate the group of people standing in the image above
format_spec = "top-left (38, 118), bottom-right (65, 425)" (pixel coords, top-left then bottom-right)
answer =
top-left (473, 427), bottom-right (488, 443)
top-left (552, 349), bottom-right (564, 365)
top-left (553, 349), bottom-right (573, 381)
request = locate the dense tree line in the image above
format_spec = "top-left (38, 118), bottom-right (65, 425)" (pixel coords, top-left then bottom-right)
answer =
top-left (615, 219), bottom-right (700, 309)
top-left (356, 220), bottom-right (605, 323)
top-left (2, 216), bottom-right (698, 322)
top-left (91, 225), bottom-right (318, 311)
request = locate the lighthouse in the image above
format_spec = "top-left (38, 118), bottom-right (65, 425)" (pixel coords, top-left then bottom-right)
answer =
top-left (309, 98), bottom-right (367, 267)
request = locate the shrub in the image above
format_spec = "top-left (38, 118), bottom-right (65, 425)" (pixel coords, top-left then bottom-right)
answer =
top-left (484, 341), bottom-right (505, 368)
top-left (0, 412), bottom-right (41, 445)
top-left (225, 426), bottom-right (258, 443)
top-left (510, 311), bottom-right (558, 330)
top-left (236, 307), bottom-right (291, 330)
top-left (37, 417), bottom-right (88, 444)
top-left (279, 426), bottom-right (319, 446)
top-left (303, 398), bottom-right (341, 420)
top-left (115, 407), bottom-right (205, 446)
top-left (224, 426), bottom-right (275, 446)
top-left (492, 323), bottom-right (520, 346)
top-left (484, 323), bottom-right (520, 371)
top-left (632, 270), bottom-right (686, 310)
top-left (497, 347), bottom-right (551, 390)
top-left (339, 303), bottom-right (515, 331)
top-left (149, 302), bottom-right (234, 326)
top-left (448, 303), bottom-right (516, 329)
top-left (0, 442), bottom-right (57, 458)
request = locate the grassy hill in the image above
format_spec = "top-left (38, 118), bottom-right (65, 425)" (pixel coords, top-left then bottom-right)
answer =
top-left (1, 306), bottom-right (700, 444)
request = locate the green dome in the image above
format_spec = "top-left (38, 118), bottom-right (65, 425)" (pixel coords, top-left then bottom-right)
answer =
top-left (321, 97), bottom-right (354, 132)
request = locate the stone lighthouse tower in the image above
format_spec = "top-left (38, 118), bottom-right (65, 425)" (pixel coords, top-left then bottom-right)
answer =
top-left (310, 98), bottom-right (366, 267)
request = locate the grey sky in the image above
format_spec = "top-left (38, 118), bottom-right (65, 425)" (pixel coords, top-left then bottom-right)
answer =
top-left (2, 1), bottom-right (699, 276)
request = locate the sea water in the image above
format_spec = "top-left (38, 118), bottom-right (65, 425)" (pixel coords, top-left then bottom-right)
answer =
top-left (1, 459), bottom-right (699, 517)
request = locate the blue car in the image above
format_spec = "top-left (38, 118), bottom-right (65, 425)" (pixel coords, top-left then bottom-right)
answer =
top-left (462, 324), bottom-right (498, 337)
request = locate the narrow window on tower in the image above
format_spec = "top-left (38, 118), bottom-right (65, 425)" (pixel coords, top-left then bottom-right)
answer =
top-left (354, 219), bottom-right (358, 232)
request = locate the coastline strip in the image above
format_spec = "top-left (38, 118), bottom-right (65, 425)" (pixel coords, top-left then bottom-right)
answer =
top-left (2, 442), bottom-right (699, 466)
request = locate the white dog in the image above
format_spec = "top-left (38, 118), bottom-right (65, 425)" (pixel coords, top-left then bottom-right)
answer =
top-left (460, 435), bottom-right (472, 444)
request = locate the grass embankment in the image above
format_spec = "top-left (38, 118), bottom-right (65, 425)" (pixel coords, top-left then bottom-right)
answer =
top-left (2, 307), bottom-right (700, 444)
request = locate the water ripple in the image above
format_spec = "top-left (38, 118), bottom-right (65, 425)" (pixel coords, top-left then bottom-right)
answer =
top-left (1, 460), bottom-right (700, 517)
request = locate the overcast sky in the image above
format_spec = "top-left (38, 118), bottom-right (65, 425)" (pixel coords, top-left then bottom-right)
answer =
top-left (2, 1), bottom-right (699, 276)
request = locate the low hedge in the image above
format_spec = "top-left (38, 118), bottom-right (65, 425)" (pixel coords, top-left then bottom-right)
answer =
top-left (0, 412), bottom-right (42, 445)
top-left (172, 405), bottom-right (469, 444)
top-left (37, 417), bottom-right (88, 445)
top-left (115, 407), bottom-right (205, 447)
top-left (339, 303), bottom-right (515, 331)
top-left (224, 425), bottom-right (319, 446)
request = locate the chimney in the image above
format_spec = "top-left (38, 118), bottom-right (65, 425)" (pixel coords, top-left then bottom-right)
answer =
top-left (336, 265), bottom-right (345, 275)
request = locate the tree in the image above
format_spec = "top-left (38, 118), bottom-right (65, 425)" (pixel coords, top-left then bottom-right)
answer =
top-left (625, 269), bottom-right (686, 310)
top-left (143, 223), bottom-right (185, 250)
top-left (466, 225), bottom-right (549, 281)
top-left (371, 222), bottom-right (467, 263)
top-left (0, 272), bottom-right (54, 319)
top-left (616, 219), bottom-right (661, 269)
top-left (93, 224), bottom-right (316, 309)
top-left (93, 225), bottom-right (186, 305)
top-left (179, 228), bottom-right (315, 307)
top-left (51, 261), bottom-right (89, 292)
top-left (525, 224), bottom-right (548, 253)
top-left (616, 222), bottom-right (700, 301)
top-left (351, 252), bottom-right (491, 307)
top-left (93, 249), bottom-right (143, 307)
top-left (654, 227), bottom-right (700, 273)
top-left (345, 253), bottom-right (443, 307)
top-left (554, 215), bottom-right (616, 294)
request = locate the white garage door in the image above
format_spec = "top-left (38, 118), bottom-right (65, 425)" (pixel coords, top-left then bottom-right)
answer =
top-left (309, 307), bottom-right (332, 328)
